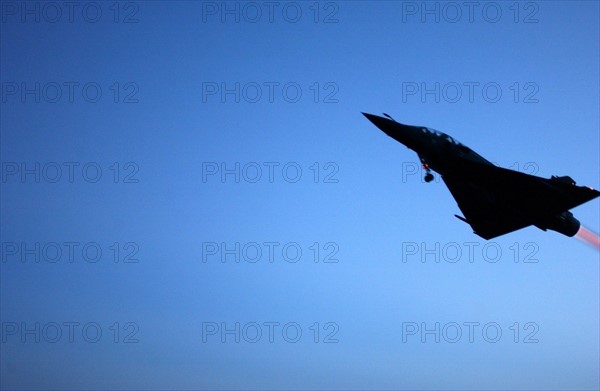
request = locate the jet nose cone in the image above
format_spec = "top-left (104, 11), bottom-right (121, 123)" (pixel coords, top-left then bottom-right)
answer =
top-left (361, 112), bottom-right (398, 137)
top-left (361, 112), bottom-right (391, 129)
top-left (362, 112), bottom-right (422, 150)
top-left (361, 112), bottom-right (377, 121)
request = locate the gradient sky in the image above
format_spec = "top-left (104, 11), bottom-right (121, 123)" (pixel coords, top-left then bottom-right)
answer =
top-left (1, 1), bottom-right (599, 390)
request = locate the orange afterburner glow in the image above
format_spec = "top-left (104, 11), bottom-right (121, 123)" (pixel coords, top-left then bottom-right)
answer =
top-left (575, 225), bottom-right (600, 250)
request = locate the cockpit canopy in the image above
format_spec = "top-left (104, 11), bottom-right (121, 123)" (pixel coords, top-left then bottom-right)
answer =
top-left (420, 127), bottom-right (463, 146)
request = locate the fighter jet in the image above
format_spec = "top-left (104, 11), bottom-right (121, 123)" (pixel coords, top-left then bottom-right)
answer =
top-left (363, 112), bottom-right (600, 239)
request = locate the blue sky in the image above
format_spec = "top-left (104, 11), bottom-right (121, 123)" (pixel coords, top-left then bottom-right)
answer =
top-left (1, 1), bottom-right (599, 390)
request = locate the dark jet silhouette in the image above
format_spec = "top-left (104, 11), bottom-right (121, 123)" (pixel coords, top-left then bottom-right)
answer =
top-left (363, 112), bottom-right (600, 239)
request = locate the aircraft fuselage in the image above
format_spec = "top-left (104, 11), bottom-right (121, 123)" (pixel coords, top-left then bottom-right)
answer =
top-left (362, 112), bottom-right (600, 239)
